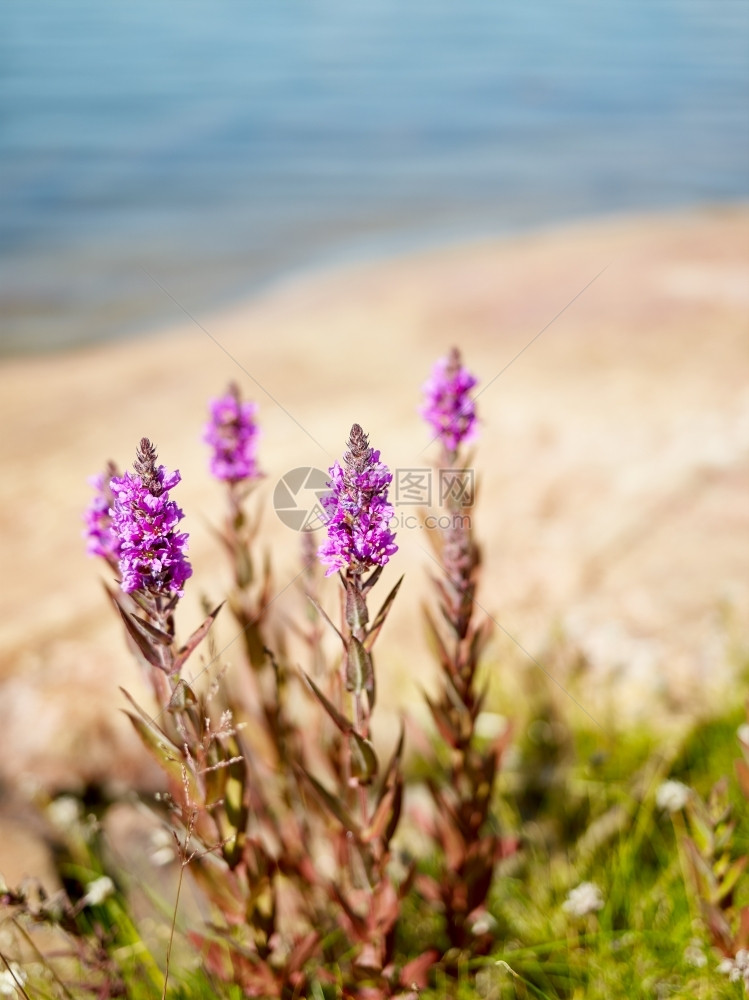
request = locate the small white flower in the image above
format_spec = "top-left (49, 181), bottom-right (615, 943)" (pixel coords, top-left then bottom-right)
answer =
top-left (655, 779), bottom-right (690, 813)
top-left (82, 875), bottom-right (115, 907)
top-left (562, 881), bottom-right (605, 918)
top-left (149, 828), bottom-right (176, 867)
top-left (0, 964), bottom-right (27, 997)
top-left (474, 712), bottom-right (507, 740)
top-left (469, 910), bottom-right (498, 936)
top-left (683, 938), bottom-right (707, 968)
top-left (738, 723), bottom-right (749, 747)
top-left (46, 795), bottom-right (80, 829)
top-left (718, 950), bottom-right (749, 985)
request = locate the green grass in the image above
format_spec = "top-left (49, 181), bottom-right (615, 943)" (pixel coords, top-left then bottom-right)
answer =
top-left (3, 691), bottom-right (748, 998)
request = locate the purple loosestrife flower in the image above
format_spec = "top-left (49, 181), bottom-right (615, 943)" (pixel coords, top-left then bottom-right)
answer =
top-left (83, 462), bottom-right (120, 561)
top-left (204, 383), bottom-right (262, 483)
top-left (110, 439), bottom-right (192, 597)
top-left (318, 424), bottom-right (397, 577)
top-left (421, 347), bottom-right (478, 454)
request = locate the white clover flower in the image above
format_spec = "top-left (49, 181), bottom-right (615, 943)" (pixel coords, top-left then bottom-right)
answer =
top-left (81, 875), bottom-right (115, 907)
top-left (655, 779), bottom-right (690, 813)
top-left (0, 964), bottom-right (27, 997)
top-left (562, 881), bottom-right (605, 918)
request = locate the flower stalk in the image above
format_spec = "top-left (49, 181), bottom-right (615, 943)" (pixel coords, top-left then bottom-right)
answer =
top-left (204, 383), bottom-right (270, 670)
top-left (419, 348), bottom-right (511, 955)
top-left (303, 423), bottom-right (407, 981)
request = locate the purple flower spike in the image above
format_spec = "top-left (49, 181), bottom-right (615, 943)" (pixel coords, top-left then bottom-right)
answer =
top-left (204, 383), bottom-right (262, 483)
top-left (318, 424), bottom-right (398, 577)
top-left (421, 347), bottom-right (478, 454)
top-left (83, 462), bottom-right (120, 562)
top-left (110, 438), bottom-right (192, 597)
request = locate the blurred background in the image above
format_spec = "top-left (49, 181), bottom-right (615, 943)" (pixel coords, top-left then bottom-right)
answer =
top-left (1, 0), bottom-right (748, 355)
top-left (0, 0), bottom-right (748, 819)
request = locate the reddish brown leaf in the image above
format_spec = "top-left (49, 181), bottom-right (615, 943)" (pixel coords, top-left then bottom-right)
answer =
top-left (363, 575), bottom-right (404, 651)
top-left (298, 767), bottom-right (360, 835)
top-left (399, 949), bottom-right (439, 989)
top-left (171, 602), bottom-right (223, 673)
top-left (736, 759), bottom-right (749, 801)
top-left (303, 671), bottom-right (352, 735)
top-left (111, 600), bottom-right (166, 670)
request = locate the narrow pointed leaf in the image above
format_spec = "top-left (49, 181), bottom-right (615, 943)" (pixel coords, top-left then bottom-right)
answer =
top-left (303, 672), bottom-right (352, 735)
top-left (168, 679), bottom-right (198, 712)
top-left (715, 855), bottom-right (748, 904)
top-left (400, 950), bottom-right (440, 990)
top-left (120, 687), bottom-right (173, 737)
top-left (363, 575), bottom-right (404, 651)
top-left (346, 636), bottom-right (372, 694)
top-left (366, 783), bottom-right (391, 842)
top-left (361, 565), bottom-right (383, 593)
top-left (366, 658), bottom-right (376, 711)
top-left (111, 600), bottom-right (165, 670)
top-left (307, 596), bottom-right (345, 644)
top-left (422, 607), bottom-right (452, 672)
top-left (349, 732), bottom-right (378, 784)
top-left (377, 722), bottom-right (405, 805)
top-left (287, 931), bottom-right (320, 975)
top-left (384, 772), bottom-right (404, 847)
top-left (345, 583), bottom-right (369, 630)
top-left (117, 603), bottom-right (173, 646)
top-left (424, 691), bottom-right (459, 748)
top-left (123, 713), bottom-right (193, 792)
top-left (365, 722), bottom-right (405, 844)
top-left (736, 759), bottom-right (749, 801)
top-left (171, 602), bottom-right (224, 674)
top-left (298, 767), bottom-right (360, 835)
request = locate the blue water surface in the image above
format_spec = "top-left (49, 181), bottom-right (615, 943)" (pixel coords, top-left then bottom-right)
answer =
top-left (1, 0), bottom-right (747, 353)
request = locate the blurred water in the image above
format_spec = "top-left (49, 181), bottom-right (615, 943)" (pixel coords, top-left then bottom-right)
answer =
top-left (1, 0), bottom-right (747, 354)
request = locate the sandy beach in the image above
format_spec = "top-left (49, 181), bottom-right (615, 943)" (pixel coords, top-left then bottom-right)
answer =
top-left (1, 206), bottom-right (748, 820)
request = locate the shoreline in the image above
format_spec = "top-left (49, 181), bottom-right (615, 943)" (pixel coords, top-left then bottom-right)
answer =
top-left (4, 200), bottom-right (747, 362)
top-left (0, 203), bottom-right (748, 790)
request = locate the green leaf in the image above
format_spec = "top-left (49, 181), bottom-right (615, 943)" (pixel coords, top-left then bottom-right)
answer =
top-left (119, 689), bottom-right (198, 796)
top-left (124, 713), bottom-right (185, 788)
top-left (715, 855), bottom-right (748, 904)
